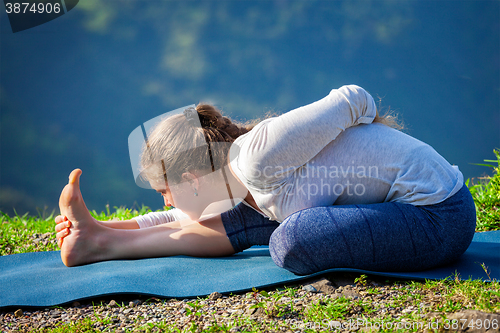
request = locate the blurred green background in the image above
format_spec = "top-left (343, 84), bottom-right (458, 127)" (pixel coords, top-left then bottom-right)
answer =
top-left (0, 0), bottom-right (499, 216)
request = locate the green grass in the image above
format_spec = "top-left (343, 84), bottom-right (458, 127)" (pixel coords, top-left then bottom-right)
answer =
top-left (466, 149), bottom-right (500, 231)
top-left (1, 151), bottom-right (500, 332)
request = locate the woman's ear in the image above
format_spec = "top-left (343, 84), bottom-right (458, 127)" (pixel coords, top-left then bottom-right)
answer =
top-left (181, 172), bottom-right (199, 192)
top-left (181, 172), bottom-right (197, 183)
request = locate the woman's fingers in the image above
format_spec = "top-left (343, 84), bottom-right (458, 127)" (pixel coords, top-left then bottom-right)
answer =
top-left (55, 216), bottom-right (72, 248)
top-left (55, 216), bottom-right (71, 248)
top-left (56, 228), bottom-right (69, 239)
top-left (55, 215), bottom-right (68, 224)
top-left (55, 220), bottom-right (71, 233)
top-left (55, 221), bottom-right (64, 232)
top-left (56, 228), bottom-right (70, 243)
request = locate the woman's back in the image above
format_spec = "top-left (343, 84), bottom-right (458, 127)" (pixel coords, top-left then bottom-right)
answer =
top-left (232, 121), bottom-right (463, 221)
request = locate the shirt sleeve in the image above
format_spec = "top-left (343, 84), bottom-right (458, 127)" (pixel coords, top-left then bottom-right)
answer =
top-left (134, 208), bottom-right (190, 228)
top-left (231, 85), bottom-right (377, 186)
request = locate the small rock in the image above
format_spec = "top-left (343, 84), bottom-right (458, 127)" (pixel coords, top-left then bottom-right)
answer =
top-left (310, 278), bottom-right (337, 294)
top-left (332, 289), bottom-right (361, 299)
top-left (209, 292), bottom-right (223, 300)
top-left (72, 301), bottom-right (80, 307)
top-left (14, 309), bottom-right (23, 318)
top-left (245, 307), bottom-right (258, 316)
top-left (249, 307), bottom-right (265, 318)
top-left (49, 309), bottom-right (61, 318)
top-left (302, 284), bottom-right (317, 293)
top-left (108, 300), bottom-right (118, 307)
top-left (129, 300), bottom-right (142, 307)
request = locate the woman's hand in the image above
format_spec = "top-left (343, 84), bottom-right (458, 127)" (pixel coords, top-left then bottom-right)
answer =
top-left (54, 215), bottom-right (71, 248)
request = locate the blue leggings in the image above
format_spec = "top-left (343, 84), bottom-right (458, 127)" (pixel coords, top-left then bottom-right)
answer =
top-left (221, 185), bottom-right (476, 275)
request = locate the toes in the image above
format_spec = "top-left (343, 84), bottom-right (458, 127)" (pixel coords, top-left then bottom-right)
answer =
top-left (59, 169), bottom-right (83, 210)
top-left (68, 169), bottom-right (82, 185)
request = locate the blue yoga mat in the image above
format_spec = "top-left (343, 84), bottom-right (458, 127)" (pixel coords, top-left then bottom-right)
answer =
top-left (1, 231), bottom-right (499, 308)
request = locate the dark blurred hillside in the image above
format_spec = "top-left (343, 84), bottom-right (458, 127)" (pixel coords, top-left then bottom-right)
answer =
top-left (0, 89), bottom-right (158, 215)
top-left (0, 0), bottom-right (498, 215)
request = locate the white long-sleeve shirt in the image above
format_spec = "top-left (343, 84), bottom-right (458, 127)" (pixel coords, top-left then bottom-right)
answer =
top-left (229, 85), bottom-right (463, 221)
top-left (134, 208), bottom-right (189, 229)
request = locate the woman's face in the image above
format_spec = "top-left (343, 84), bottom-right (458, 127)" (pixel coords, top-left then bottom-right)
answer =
top-left (153, 167), bottom-right (248, 221)
top-left (156, 186), bottom-right (174, 207)
top-left (153, 177), bottom-right (206, 220)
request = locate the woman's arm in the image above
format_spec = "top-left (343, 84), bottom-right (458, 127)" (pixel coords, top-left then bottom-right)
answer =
top-left (57, 212), bottom-right (235, 264)
top-left (98, 219), bottom-right (140, 229)
top-left (55, 208), bottom-right (189, 232)
top-left (133, 209), bottom-right (190, 228)
top-left (232, 85), bottom-right (377, 182)
top-left (54, 209), bottom-right (200, 247)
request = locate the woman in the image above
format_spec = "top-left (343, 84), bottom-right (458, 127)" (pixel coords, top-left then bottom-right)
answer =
top-left (55, 85), bottom-right (476, 274)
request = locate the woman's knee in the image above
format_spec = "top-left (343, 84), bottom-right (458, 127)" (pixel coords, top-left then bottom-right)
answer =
top-left (268, 215), bottom-right (318, 275)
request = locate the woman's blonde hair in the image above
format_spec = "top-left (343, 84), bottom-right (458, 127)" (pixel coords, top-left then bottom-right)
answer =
top-left (140, 104), bottom-right (253, 186)
top-left (373, 97), bottom-right (404, 130)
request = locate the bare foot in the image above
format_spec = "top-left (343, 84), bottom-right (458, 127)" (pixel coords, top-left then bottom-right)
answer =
top-left (58, 169), bottom-right (106, 266)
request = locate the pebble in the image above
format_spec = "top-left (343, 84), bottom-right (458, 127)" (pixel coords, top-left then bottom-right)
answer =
top-left (129, 299), bottom-right (142, 307)
top-left (108, 300), bottom-right (118, 307)
top-left (209, 292), bottom-right (223, 300)
top-left (302, 284), bottom-right (317, 293)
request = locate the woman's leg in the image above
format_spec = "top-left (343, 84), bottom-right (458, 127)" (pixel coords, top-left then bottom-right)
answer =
top-left (220, 202), bottom-right (280, 253)
top-left (58, 169), bottom-right (235, 266)
top-left (269, 185), bottom-right (476, 275)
